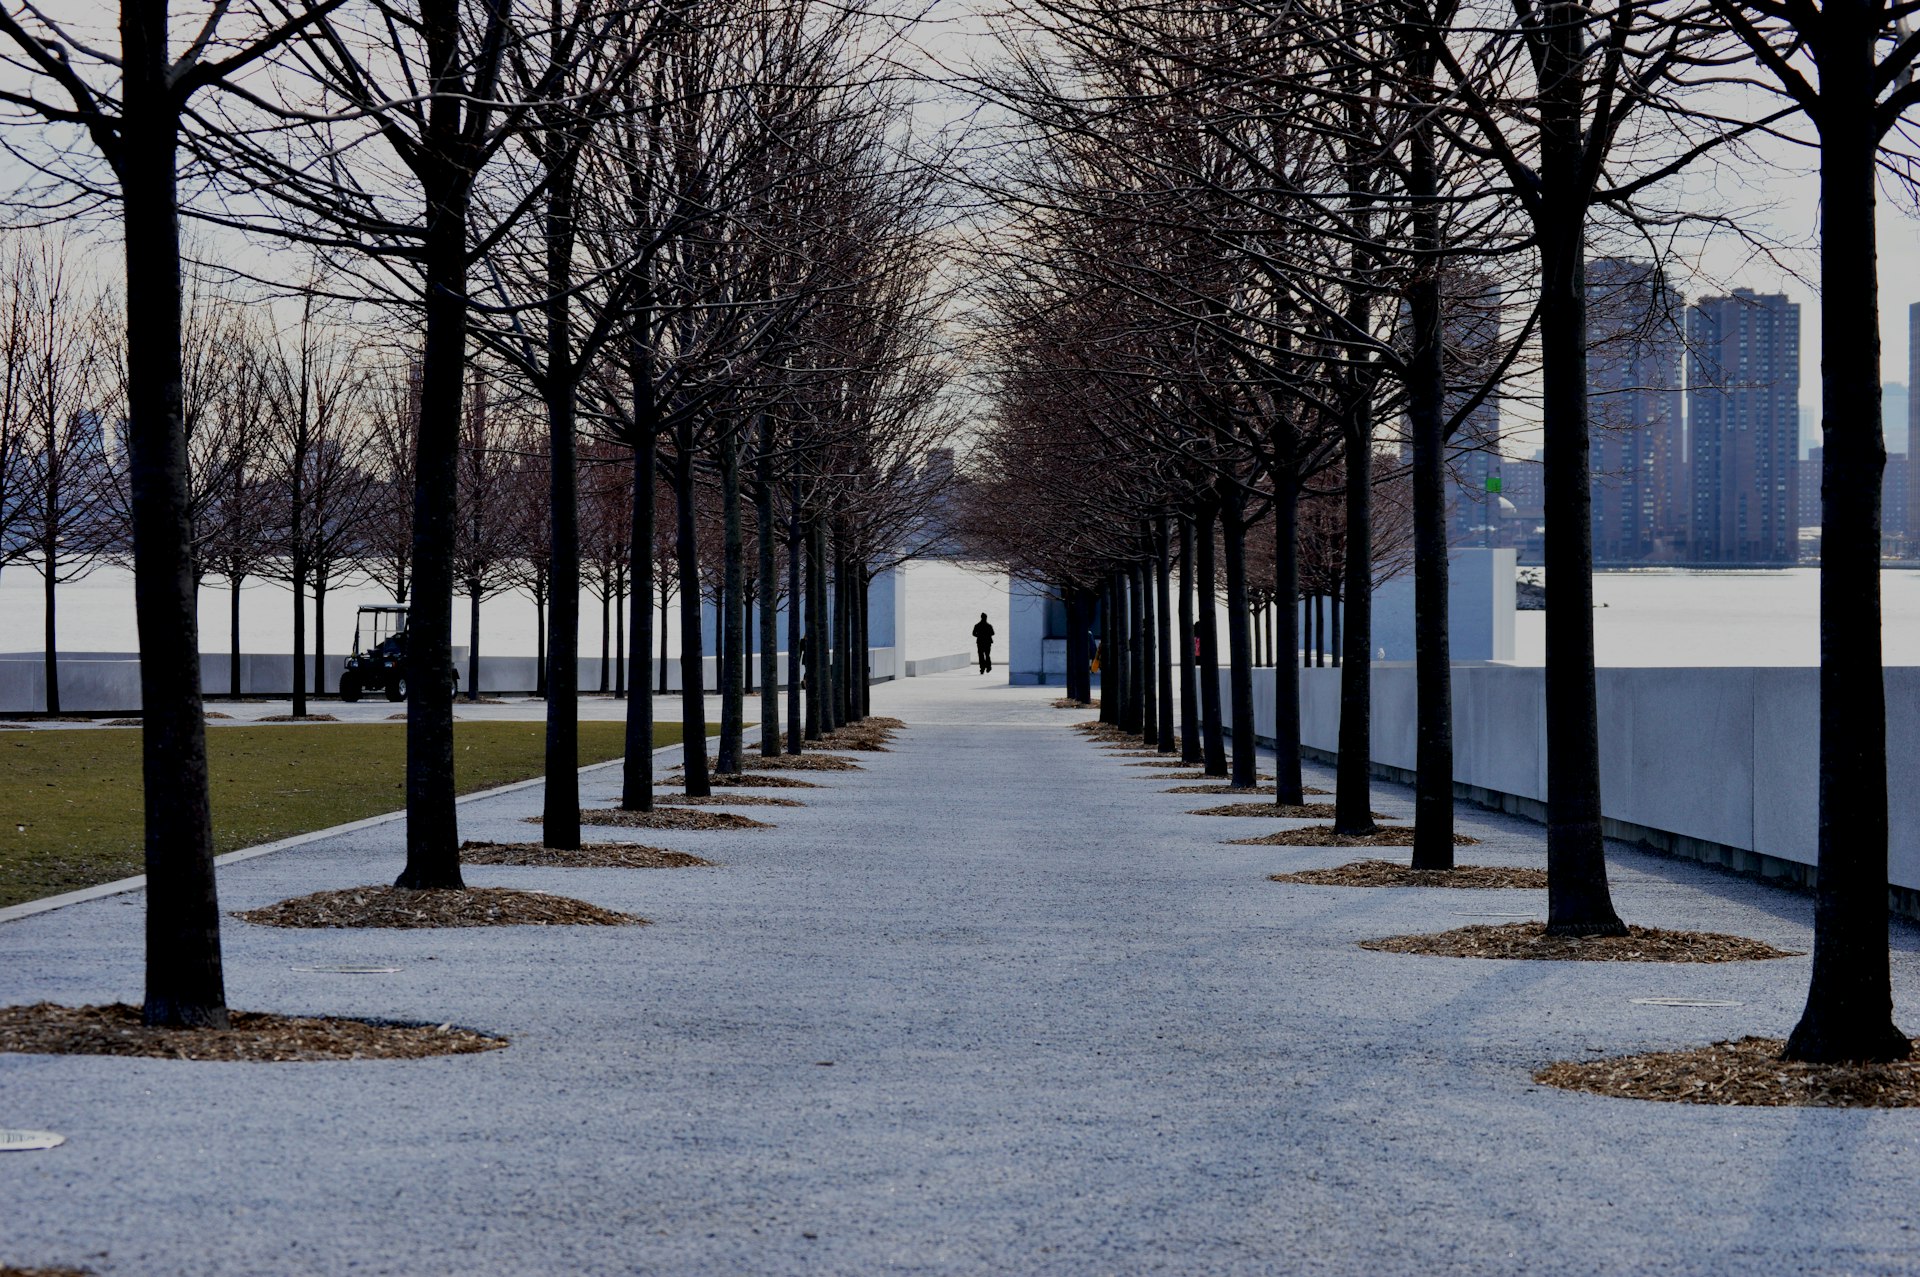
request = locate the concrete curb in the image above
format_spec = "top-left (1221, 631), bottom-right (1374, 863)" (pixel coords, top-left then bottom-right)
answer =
top-left (0, 738), bottom-right (691, 926)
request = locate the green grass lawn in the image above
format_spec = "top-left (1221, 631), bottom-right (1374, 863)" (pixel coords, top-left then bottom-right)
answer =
top-left (0, 720), bottom-right (702, 909)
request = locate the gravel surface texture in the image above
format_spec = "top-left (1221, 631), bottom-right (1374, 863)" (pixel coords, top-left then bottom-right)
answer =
top-left (5, 671), bottom-right (1920, 1274)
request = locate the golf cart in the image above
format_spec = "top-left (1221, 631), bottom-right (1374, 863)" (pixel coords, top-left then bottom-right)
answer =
top-left (339, 605), bottom-right (412, 702)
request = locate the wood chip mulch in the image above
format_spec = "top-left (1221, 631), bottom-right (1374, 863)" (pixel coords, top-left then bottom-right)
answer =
top-left (235, 886), bottom-right (646, 929)
top-left (1537, 1037), bottom-right (1920, 1107)
top-left (655, 793), bottom-right (803, 808)
top-left (1268, 859), bottom-right (1549, 889)
top-left (1188, 802), bottom-right (1390, 819)
top-left (102, 718), bottom-right (143, 726)
top-left (571, 807), bottom-right (772, 831)
top-left (681, 754), bottom-right (862, 772)
top-left (1051, 698), bottom-right (1098, 709)
top-left (205, 711), bottom-right (234, 719)
top-left (459, 840), bottom-right (714, 869)
top-left (0, 1002), bottom-right (506, 1062)
top-left (816, 729), bottom-right (894, 751)
top-left (1, 1266), bottom-right (92, 1276)
top-left (1227, 825), bottom-right (1481, 847)
top-left (1358, 922), bottom-right (1795, 962)
top-left (255, 713), bottom-right (341, 723)
top-left (1162, 784), bottom-right (1277, 795)
top-left (665, 770), bottom-right (818, 788)
top-left (1105, 750), bottom-right (1175, 758)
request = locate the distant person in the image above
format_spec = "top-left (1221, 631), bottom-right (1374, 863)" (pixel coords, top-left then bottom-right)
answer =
top-left (972, 613), bottom-right (995, 674)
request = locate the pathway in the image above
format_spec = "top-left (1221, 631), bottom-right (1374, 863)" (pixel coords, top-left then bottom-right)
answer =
top-left (4, 671), bottom-right (1920, 1274)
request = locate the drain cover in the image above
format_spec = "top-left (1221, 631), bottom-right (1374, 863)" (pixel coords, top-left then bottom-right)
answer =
top-left (0, 1129), bottom-right (65, 1152)
top-left (1630, 998), bottom-right (1743, 1008)
top-left (290, 964), bottom-right (401, 974)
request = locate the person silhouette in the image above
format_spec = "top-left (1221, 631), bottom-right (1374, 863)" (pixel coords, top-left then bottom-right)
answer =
top-left (971, 612), bottom-right (995, 674)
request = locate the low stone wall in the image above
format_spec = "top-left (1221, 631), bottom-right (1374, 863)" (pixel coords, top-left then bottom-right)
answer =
top-left (1223, 663), bottom-right (1920, 904)
top-left (906, 652), bottom-right (974, 677)
top-left (0, 647), bottom-right (898, 711)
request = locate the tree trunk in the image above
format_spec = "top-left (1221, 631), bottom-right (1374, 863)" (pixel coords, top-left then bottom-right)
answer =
top-left (394, 135), bottom-right (469, 890)
top-left (468, 585), bottom-right (482, 701)
top-left (229, 575), bottom-right (243, 697)
top-left (1155, 519), bottom-right (1175, 752)
top-left (1272, 473), bottom-right (1305, 805)
top-left (717, 429), bottom-right (745, 773)
top-left (1333, 406), bottom-right (1376, 835)
top-left (599, 584), bottom-right (610, 694)
top-left (42, 563), bottom-right (58, 714)
top-left (1120, 568), bottom-right (1140, 734)
top-left (540, 378), bottom-right (582, 851)
top-left (1099, 576), bottom-right (1115, 725)
top-left (1179, 516), bottom-right (1199, 762)
top-left (756, 422), bottom-right (780, 756)
top-left (535, 594), bottom-right (546, 699)
top-left (122, 50), bottom-right (226, 1025)
top-left (615, 574), bottom-right (625, 699)
top-left (622, 423), bottom-right (654, 811)
top-left (787, 498), bottom-right (803, 753)
top-left (1407, 91), bottom-right (1456, 867)
top-left (290, 550), bottom-right (306, 718)
top-left (1785, 50), bottom-right (1908, 1060)
top-left (1535, 1), bottom-right (1623, 934)
top-left (1195, 503), bottom-right (1227, 776)
top-left (313, 577), bottom-right (328, 696)
top-left (674, 448), bottom-right (708, 797)
top-left (657, 578), bottom-right (669, 695)
top-left (1222, 492), bottom-right (1258, 790)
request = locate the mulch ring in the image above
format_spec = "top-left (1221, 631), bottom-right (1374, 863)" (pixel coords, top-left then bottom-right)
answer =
top-left (1189, 802), bottom-right (1392, 819)
top-left (0, 1002), bottom-right (506, 1062)
top-left (1358, 922), bottom-right (1795, 962)
top-left (236, 886), bottom-right (645, 929)
top-left (1227, 825), bottom-right (1480, 847)
top-left (1162, 784), bottom-right (1278, 795)
top-left (655, 793), bottom-right (803, 808)
top-left (665, 769), bottom-right (819, 788)
top-left (1051, 698), bottom-right (1098, 709)
top-left (681, 754), bottom-right (862, 773)
top-left (817, 726), bottom-right (896, 751)
top-left (570, 807), bottom-right (771, 831)
top-left (1537, 1037), bottom-right (1920, 1107)
top-left (255, 713), bottom-right (341, 723)
top-left (1, 1267), bottom-right (92, 1276)
top-left (459, 840), bottom-right (713, 869)
top-left (1269, 859), bottom-right (1548, 889)
top-left (1105, 750), bottom-right (1177, 758)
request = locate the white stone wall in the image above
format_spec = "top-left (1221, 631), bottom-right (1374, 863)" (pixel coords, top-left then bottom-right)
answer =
top-left (1226, 662), bottom-right (1920, 891)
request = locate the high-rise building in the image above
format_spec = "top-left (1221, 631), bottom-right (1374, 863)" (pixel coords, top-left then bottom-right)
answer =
top-left (1437, 273), bottom-right (1505, 546)
top-left (1687, 289), bottom-right (1801, 563)
top-left (1587, 259), bottom-right (1685, 561)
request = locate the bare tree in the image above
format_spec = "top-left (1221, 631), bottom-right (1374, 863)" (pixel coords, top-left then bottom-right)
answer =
top-left (12, 238), bottom-right (116, 715)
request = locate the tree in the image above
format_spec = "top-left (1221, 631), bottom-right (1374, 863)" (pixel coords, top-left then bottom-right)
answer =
top-left (1709, 0), bottom-right (1920, 1061)
top-left (0, 0), bottom-right (350, 1027)
top-left (7, 237), bottom-right (115, 716)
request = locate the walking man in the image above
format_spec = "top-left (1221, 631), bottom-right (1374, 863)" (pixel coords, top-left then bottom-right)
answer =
top-left (972, 612), bottom-right (995, 675)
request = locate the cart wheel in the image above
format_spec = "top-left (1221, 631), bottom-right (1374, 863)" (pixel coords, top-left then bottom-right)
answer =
top-left (386, 675), bottom-right (407, 703)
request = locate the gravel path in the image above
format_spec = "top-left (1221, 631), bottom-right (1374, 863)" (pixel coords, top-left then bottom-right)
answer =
top-left (5, 671), bottom-right (1920, 1275)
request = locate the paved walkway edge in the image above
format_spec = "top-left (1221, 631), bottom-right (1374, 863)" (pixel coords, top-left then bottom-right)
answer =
top-left (0, 740), bottom-right (690, 926)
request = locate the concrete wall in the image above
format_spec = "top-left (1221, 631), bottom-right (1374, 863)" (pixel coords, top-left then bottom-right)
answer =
top-left (1007, 578), bottom-right (1052, 684)
top-left (1223, 662), bottom-right (1920, 893)
top-left (0, 647), bottom-right (900, 711)
top-left (1355, 548), bottom-right (1517, 662)
top-left (906, 652), bottom-right (973, 677)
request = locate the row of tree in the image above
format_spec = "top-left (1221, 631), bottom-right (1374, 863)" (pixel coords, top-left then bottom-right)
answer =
top-left (0, 0), bottom-right (954, 1030)
top-left (955, 0), bottom-right (1920, 1063)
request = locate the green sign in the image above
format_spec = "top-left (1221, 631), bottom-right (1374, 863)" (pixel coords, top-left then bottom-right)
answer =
top-left (1485, 475), bottom-right (1503, 493)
